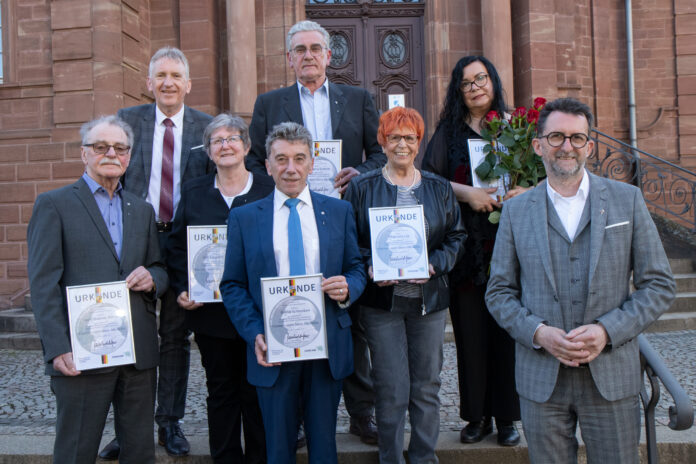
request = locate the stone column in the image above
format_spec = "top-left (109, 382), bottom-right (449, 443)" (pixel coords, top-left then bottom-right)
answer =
top-left (481, 0), bottom-right (515, 104)
top-left (226, 0), bottom-right (257, 119)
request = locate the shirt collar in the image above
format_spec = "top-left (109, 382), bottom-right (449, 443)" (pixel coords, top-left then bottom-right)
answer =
top-left (297, 78), bottom-right (330, 97)
top-left (82, 172), bottom-right (123, 195)
top-left (546, 169), bottom-right (590, 203)
top-left (273, 185), bottom-right (313, 212)
top-left (155, 104), bottom-right (185, 128)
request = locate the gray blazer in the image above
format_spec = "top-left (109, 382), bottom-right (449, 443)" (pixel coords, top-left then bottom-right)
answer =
top-left (486, 173), bottom-right (675, 403)
top-left (27, 178), bottom-right (168, 376)
top-left (246, 82), bottom-right (385, 177)
top-left (118, 103), bottom-right (213, 200)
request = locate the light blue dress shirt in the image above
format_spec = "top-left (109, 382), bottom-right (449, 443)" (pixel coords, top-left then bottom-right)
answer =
top-left (297, 79), bottom-right (332, 141)
top-left (82, 173), bottom-right (124, 260)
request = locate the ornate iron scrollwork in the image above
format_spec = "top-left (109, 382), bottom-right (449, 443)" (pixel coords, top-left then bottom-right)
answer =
top-left (381, 32), bottom-right (406, 67)
top-left (329, 33), bottom-right (350, 68)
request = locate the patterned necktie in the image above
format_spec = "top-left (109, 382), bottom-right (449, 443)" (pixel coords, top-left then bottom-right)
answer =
top-left (285, 198), bottom-right (306, 275)
top-left (159, 118), bottom-right (174, 222)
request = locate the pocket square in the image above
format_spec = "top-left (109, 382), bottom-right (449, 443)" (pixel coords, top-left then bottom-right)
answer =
top-left (605, 221), bottom-right (630, 229)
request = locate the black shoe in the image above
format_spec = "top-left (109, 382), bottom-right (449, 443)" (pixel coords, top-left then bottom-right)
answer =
top-left (98, 438), bottom-right (120, 460)
top-left (296, 423), bottom-right (307, 449)
top-left (460, 418), bottom-right (493, 443)
top-left (158, 423), bottom-right (190, 456)
top-left (349, 415), bottom-right (378, 445)
top-left (497, 424), bottom-right (520, 446)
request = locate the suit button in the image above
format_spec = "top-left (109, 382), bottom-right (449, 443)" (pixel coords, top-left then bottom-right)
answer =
top-left (553, 295), bottom-right (559, 302)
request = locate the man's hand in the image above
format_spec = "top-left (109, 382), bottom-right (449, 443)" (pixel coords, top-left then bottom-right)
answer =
top-left (254, 334), bottom-right (281, 368)
top-left (565, 324), bottom-right (608, 364)
top-left (53, 352), bottom-right (81, 376)
top-left (334, 167), bottom-right (361, 194)
top-left (368, 266), bottom-right (397, 287)
top-left (322, 275), bottom-right (349, 302)
top-left (534, 325), bottom-right (588, 367)
top-left (177, 291), bottom-right (204, 310)
top-left (125, 266), bottom-right (155, 292)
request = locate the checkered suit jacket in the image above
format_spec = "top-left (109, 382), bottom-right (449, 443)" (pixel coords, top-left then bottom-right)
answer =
top-left (485, 173), bottom-right (676, 402)
top-left (118, 104), bottom-right (213, 200)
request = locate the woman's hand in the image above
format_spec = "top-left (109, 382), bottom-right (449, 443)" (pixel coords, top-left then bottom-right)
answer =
top-left (407, 264), bottom-right (436, 284)
top-left (451, 182), bottom-right (500, 212)
top-left (177, 291), bottom-right (203, 310)
top-left (503, 185), bottom-right (530, 201)
top-left (368, 266), bottom-right (397, 287)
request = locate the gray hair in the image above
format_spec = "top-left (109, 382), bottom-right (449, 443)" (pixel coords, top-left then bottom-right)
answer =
top-left (149, 46), bottom-right (190, 80)
top-left (203, 114), bottom-right (251, 151)
top-left (265, 122), bottom-right (313, 156)
top-left (286, 20), bottom-right (330, 51)
top-left (537, 97), bottom-right (594, 135)
top-left (80, 115), bottom-right (134, 147)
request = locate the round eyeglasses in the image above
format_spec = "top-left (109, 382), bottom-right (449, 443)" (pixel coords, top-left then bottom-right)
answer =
top-left (461, 73), bottom-right (488, 92)
top-left (539, 132), bottom-right (590, 149)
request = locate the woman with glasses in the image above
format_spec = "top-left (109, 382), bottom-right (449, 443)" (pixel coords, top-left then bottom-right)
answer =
top-left (422, 56), bottom-right (524, 447)
top-left (167, 114), bottom-right (273, 463)
top-left (344, 107), bottom-right (466, 463)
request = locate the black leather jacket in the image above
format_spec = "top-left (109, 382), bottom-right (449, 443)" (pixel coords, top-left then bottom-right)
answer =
top-left (344, 169), bottom-right (467, 314)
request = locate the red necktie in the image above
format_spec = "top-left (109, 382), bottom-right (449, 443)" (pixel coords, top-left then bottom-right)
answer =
top-left (159, 118), bottom-right (174, 222)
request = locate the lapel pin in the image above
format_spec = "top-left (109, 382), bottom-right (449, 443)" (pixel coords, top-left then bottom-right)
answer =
top-left (600, 209), bottom-right (605, 215)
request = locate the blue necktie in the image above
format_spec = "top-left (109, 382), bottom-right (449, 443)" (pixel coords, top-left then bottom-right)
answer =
top-left (285, 198), bottom-right (306, 275)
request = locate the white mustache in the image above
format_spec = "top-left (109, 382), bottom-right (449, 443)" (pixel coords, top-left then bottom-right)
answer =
top-left (99, 160), bottom-right (122, 167)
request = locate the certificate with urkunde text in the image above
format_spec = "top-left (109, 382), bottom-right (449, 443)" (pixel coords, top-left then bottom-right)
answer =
top-left (467, 138), bottom-right (509, 201)
top-left (261, 274), bottom-right (328, 364)
top-left (307, 140), bottom-right (342, 198)
top-left (65, 281), bottom-right (136, 371)
top-left (187, 225), bottom-right (227, 303)
top-left (368, 205), bottom-right (430, 281)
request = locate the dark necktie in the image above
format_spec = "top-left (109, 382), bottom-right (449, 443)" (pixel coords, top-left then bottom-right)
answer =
top-left (285, 198), bottom-right (306, 275)
top-left (159, 118), bottom-right (174, 222)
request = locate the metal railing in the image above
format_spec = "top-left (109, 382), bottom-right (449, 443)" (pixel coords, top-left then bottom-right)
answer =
top-left (639, 334), bottom-right (694, 464)
top-left (589, 129), bottom-right (696, 231)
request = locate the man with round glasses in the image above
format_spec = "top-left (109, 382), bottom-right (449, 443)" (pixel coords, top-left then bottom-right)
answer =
top-left (486, 97), bottom-right (675, 463)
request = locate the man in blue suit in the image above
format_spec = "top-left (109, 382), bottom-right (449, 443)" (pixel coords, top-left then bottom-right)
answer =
top-left (220, 122), bottom-right (366, 464)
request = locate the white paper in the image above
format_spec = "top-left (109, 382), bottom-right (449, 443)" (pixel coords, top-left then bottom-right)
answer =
top-left (368, 205), bottom-right (430, 281)
top-left (187, 225), bottom-right (227, 303)
top-left (308, 140), bottom-right (342, 198)
top-left (467, 139), bottom-right (509, 201)
top-left (66, 281), bottom-right (136, 371)
top-left (261, 274), bottom-right (328, 363)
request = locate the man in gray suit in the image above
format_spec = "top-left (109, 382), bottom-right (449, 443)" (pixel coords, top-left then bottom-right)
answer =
top-left (27, 115), bottom-right (168, 463)
top-left (486, 98), bottom-right (676, 463)
top-left (246, 20), bottom-right (382, 444)
top-left (99, 46), bottom-right (212, 458)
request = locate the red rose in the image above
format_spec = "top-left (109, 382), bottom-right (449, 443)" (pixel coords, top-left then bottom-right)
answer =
top-left (485, 110), bottom-right (500, 122)
top-left (512, 106), bottom-right (527, 117)
top-left (533, 97), bottom-right (546, 110)
top-left (526, 108), bottom-right (540, 123)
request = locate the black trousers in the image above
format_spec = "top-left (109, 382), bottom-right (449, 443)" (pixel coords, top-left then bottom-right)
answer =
top-left (195, 333), bottom-right (266, 464)
top-left (449, 284), bottom-right (520, 423)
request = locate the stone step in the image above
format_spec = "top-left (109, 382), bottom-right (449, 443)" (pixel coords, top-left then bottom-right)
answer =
top-left (675, 274), bottom-right (696, 293)
top-left (668, 293), bottom-right (696, 313)
top-left (669, 258), bottom-right (695, 274)
top-left (0, 308), bottom-right (37, 332)
top-left (647, 312), bottom-right (696, 333)
top-left (0, 332), bottom-right (41, 350)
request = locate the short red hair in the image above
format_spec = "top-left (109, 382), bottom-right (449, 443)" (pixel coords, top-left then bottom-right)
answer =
top-left (377, 107), bottom-right (425, 146)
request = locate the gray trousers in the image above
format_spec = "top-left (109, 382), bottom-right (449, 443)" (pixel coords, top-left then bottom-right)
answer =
top-left (342, 304), bottom-right (375, 418)
top-left (363, 300), bottom-right (446, 464)
top-left (520, 366), bottom-right (640, 464)
top-left (51, 366), bottom-right (156, 464)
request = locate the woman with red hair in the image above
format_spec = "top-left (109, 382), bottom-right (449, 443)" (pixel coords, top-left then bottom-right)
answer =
top-left (344, 106), bottom-right (466, 464)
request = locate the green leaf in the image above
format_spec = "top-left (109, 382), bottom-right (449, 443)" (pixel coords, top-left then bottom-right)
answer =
top-left (498, 133), bottom-right (516, 147)
top-left (475, 162), bottom-right (493, 180)
top-left (488, 210), bottom-right (501, 224)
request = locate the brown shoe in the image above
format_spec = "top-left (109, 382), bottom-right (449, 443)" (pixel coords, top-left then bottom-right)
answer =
top-left (349, 415), bottom-right (378, 445)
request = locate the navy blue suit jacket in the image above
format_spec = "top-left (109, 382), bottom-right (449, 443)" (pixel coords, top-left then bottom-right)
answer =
top-left (219, 191), bottom-right (366, 387)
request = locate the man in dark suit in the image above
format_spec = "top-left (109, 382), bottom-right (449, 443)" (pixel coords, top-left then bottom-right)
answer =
top-left (486, 98), bottom-right (676, 463)
top-left (27, 115), bottom-right (168, 464)
top-left (220, 122), bottom-right (366, 463)
top-left (98, 46), bottom-right (213, 458)
top-left (246, 20), bottom-right (382, 443)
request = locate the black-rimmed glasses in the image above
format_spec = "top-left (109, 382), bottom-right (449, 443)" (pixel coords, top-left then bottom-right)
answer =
top-left (539, 132), bottom-right (590, 149)
top-left (461, 73), bottom-right (488, 92)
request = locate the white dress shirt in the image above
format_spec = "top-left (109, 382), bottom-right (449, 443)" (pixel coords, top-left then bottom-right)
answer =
top-left (546, 169), bottom-right (590, 241)
top-left (297, 79), bottom-right (332, 141)
top-left (147, 105), bottom-right (185, 220)
top-left (272, 186), bottom-right (320, 276)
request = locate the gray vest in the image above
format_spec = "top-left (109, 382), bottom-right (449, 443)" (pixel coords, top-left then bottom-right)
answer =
top-left (547, 194), bottom-right (592, 332)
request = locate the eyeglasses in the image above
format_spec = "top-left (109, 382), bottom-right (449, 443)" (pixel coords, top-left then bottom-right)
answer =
top-left (210, 135), bottom-right (243, 148)
top-left (292, 45), bottom-right (326, 57)
top-left (461, 73), bottom-right (488, 92)
top-left (83, 143), bottom-right (131, 155)
top-left (386, 134), bottom-right (419, 145)
top-left (540, 132), bottom-right (590, 149)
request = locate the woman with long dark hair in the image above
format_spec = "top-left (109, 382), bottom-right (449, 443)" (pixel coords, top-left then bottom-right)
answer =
top-left (422, 56), bottom-right (523, 446)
